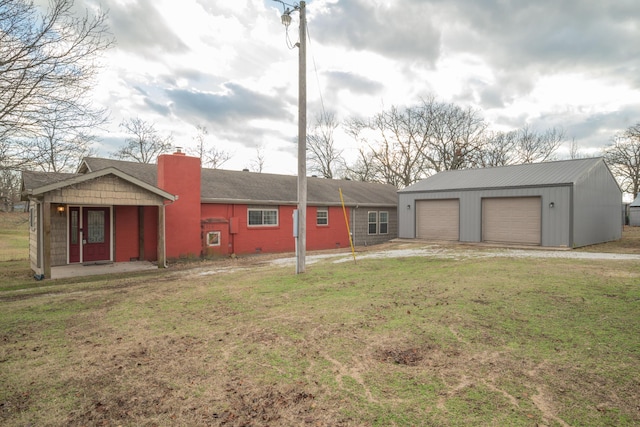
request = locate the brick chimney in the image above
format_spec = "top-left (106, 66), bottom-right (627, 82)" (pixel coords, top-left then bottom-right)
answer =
top-left (157, 151), bottom-right (201, 259)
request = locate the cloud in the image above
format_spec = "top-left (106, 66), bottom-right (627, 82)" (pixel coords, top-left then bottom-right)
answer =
top-left (101, 0), bottom-right (189, 55)
top-left (443, 0), bottom-right (640, 84)
top-left (324, 71), bottom-right (384, 96)
top-left (311, 1), bottom-right (441, 65)
top-left (166, 82), bottom-right (289, 124)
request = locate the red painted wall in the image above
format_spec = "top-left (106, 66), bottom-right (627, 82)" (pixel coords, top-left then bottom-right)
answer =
top-left (114, 205), bottom-right (138, 262)
top-left (158, 152), bottom-right (202, 259)
top-left (307, 206), bottom-right (351, 251)
top-left (200, 204), bottom-right (232, 257)
top-left (143, 206), bottom-right (158, 262)
top-left (200, 203), bottom-right (351, 256)
top-left (114, 206), bottom-right (159, 262)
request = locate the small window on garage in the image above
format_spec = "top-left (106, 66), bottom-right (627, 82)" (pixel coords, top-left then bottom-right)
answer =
top-left (317, 207), bottom-right (328, 225)
top-left (207, 231), bottom-right (221, 246)
top-left (368, 211), bottom-right (378, 234)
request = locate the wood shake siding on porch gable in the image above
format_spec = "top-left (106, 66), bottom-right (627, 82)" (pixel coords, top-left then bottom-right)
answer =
top-left (50, 175), bottom-right (166, 206)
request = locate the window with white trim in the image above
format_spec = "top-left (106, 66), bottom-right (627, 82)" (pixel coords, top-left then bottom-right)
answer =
top-left (316, 207), bottom-right (328, 225)
top-left (248, 208), bottom-right (278, 226)
top-left (379, 211), bottom-right (389, 234)
top-left (368, 211), bottom-right (378, 234)
top-left (207, 231), bottom-right (221, 246)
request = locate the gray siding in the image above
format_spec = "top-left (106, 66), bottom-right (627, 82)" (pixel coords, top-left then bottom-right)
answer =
top-left (572, 162), bottom-right (622, 246)
top-left (400, 186), bottom-right (572, 247)
top-left (50, 205), bottom-right (67, 266)
top-left (351, 207), bottom-right (398, 246)
top-left (630, 207), bottom-right (640, 226)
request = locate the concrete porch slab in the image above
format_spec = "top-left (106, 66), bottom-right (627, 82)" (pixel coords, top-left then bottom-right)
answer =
top-left (51, 261), bottom-right (157, 279)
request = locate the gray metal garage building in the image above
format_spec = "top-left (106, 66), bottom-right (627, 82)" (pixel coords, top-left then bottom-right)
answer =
top-left (398, 158), bottom-right (622, 248)
top-left (630, 195), bottom-right (640, 226)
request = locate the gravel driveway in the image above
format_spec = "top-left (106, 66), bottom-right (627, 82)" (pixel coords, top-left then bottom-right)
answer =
top-left (271, 243), bottom-right (640, 267)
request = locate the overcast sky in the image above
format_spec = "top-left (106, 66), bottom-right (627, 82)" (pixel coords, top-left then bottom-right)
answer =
top-left (62, 0), bottom-right (640, 174)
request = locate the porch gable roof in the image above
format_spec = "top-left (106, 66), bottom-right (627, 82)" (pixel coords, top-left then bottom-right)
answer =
top-left (22, 167), bottom-right (176, 201)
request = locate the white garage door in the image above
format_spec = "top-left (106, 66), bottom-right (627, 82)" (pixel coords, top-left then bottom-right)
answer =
top-left (482, 197), bottom-right (541, 245)
top-left (416, 199), bottom-right (459, 241)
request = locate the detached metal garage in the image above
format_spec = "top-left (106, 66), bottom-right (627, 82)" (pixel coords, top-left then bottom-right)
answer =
top-left (398, 158), bottom-right (622, 248)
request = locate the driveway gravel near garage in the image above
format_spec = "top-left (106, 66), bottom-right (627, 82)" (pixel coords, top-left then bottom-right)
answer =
top-left (269, 242), bottom-right (640, 268)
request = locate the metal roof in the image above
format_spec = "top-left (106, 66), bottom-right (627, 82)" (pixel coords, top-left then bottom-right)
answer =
top-left (630, 194), bottom-right (640, 207)
top-left (399, 157), bottom-right (607, 193)
top-left (78, 157), bottom-right (398, 207)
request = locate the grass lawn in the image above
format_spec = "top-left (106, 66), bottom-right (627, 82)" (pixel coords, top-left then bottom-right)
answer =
top-left (0, 214), bottom-right (639, 426)
top-left (0, 212), bottom-right (29, 262)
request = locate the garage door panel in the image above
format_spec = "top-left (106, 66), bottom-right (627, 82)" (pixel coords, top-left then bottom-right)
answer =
top-left (482, 197), bottom-right (541, 245)
top-left (416, 199), bottom-right (459, 241)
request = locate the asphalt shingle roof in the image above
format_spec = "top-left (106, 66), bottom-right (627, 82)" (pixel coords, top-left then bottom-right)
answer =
top-left (399, 157), bottom-right (608, 193)
top-left (22, 170), bottom-right (79, 192)
top-left (77, 157), bottom-right (397, 207)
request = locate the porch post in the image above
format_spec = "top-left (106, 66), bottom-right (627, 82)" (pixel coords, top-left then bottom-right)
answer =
top-left (43, 201), bottom-right (52, 278)
top-left (158, 204), bottom-right (166, 268)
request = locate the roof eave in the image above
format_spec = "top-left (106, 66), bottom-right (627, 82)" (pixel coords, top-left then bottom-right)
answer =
top-left (398, 182), bottom-right (575, 194)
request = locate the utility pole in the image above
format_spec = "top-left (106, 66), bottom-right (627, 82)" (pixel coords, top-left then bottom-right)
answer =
top-left (274, 0), bottom-right (307, 274)
top-left (297, 0), bottom-right (307, 274)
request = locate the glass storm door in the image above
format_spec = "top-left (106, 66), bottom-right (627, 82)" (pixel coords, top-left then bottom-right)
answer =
top-left (82, 207), bottom-right (111, 262)
top-left (69, 207), bottom-right (81, 263)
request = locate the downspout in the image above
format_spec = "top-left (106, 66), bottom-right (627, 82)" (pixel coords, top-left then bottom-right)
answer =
top-left (162, 204), bottom-right (167, 268)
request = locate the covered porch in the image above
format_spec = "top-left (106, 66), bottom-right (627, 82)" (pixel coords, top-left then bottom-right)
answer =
top-left (22, 168), bottom-right (176, 279)
top-left (51, 260), bottom-right (158, 279)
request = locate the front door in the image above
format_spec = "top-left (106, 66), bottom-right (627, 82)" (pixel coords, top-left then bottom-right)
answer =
top-left (82, 207), bottom-right (111, 262)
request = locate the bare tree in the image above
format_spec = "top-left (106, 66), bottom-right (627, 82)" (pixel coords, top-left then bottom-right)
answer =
top-left (568, 138), bottom-right (587, 159)
top-left (421, 99), bottom-right (487, 172)
top-left (0, 169), bottom-right (22, 212)
top-left (0, 0), bottom-right (112, 168)
top-left (343, 147), bottom-right (380, 182)
top-left (249, 144), bottom-right (265, 173)
top-left (603, 123), bottom-right (640, 198)
top-left (30, 131), bottom-right (96, 172)
top-left (307, 112), bottom-right (344, 179)
top-left (476, 126), bottom-right (565, 167)
top-left (345, 106), bottom-right (431, 187)
top-left (512, 125), bottom-right (564, 164)
top-left (190, 124), bottom-right (231, 169)
top-left (345, 98), bottom-right (486, 187)
top-left (19, 102), bottom-right (102, 172)
top-left (475, 131), bottom-right (516, 167)
top-left (113, 118), bottom-right (173, 164)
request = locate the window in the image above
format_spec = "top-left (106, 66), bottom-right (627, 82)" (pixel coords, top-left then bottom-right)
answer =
top-left (248, 208), bottom-right (278, 226)
top-left (29, 206), bottom-right (36, 230)
top-left (71, 210), bottom-right (79, 244)
top-left (207, 231), bottom-right (221, 246)
top-left (316, 207), bottom-right (328, 225)
top-left (87, 210), bottom-right (105, 243)
top-left (368, 211), bottom-right (378, 234)
top-left (379, 211), bottom-right (389, 234)
top-left (368, 211), bottom-right (389, 235)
